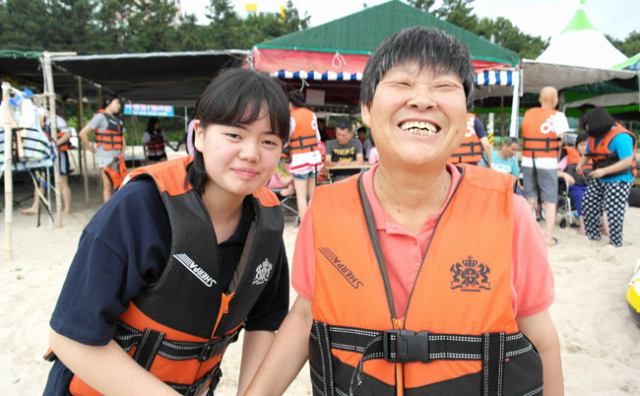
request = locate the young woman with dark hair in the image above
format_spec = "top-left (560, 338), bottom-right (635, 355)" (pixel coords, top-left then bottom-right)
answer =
top-left (44, 68), bottom-right (291, 396)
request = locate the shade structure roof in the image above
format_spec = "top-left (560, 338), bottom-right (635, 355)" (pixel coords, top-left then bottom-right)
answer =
top-left (535, 2), bottom-right (628, 69)
top-left (0, 50), bottom-right (249, 107)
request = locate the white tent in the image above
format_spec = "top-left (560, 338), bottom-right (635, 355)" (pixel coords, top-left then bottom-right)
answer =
top-left (536, 0), bottom-right (628, 69)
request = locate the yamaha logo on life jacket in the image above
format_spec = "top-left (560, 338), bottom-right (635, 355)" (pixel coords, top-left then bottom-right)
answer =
top-left (318, 247), bottom-right (364, 289)
top-left (173, 253), bottom-right (217, 287)
top-left (450, 255), bottom-right (491, 292)
top-left (253, 258), bottom-right (273, 285)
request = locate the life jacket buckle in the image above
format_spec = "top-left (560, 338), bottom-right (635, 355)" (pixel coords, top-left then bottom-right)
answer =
top-left (197, 330), bottom-right (242, 362)
top-left (382, 329), bottom-right (431, 364)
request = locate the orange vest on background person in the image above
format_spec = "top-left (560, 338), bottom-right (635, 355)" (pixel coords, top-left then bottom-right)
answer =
top-left (587, 123), bottom-right (638, 178)
top-left (146, 130), bottom-right (166, 157)
top-left (102, 155), bottom-right (129, 191)
top-left (521, 107), bottom-right (562, 158)
top-left (449, 113), bottom-right (483, 164)
top-left (94, 110), bottom-right (124, 151)
top-left (308, 166), bottom-right (543, 396)
top-left (289, 107), bottom-right (319, 155)
top-left (45, 156), bottom-right (285, 396)
top-left (563, 146), bottom-right (593, 171)
top-left (41, 114), bottom-right (71, 152)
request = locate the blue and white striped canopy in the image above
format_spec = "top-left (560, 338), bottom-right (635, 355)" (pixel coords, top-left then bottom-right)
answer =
top-left (269, 70), bottom-right (516, 86)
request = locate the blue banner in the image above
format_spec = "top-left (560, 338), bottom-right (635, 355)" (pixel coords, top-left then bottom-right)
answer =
top-left (124, 103), bottom-right (174, 117)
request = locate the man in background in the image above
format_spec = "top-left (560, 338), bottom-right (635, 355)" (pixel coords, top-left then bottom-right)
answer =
top-left (324, 120), bottom-right (364, 182)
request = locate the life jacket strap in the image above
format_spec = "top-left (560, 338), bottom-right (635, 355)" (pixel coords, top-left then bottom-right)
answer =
top-left (313, 322), bottom-right (533, 395)
top-left (114, 321), bottom-right (243, 363)
top-left (522, 136), bottom-right (561, 153)
top-left (167, 366), bottom-right (222, 396)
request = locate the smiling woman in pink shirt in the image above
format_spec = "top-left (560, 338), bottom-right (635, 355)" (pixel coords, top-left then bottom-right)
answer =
top-left (245, 27), bottom-right (563, 396)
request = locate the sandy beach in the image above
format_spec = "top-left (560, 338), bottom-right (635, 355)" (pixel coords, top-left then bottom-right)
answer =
top-left (1, 149), bottom-right (639, 395)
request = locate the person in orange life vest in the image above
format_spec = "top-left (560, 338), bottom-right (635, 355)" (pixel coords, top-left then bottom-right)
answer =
top-left (577, 108), bottom-right (636, 247)
top-left (21, 114), bottom-right (73, 215)
top-left (78, 95), bottom-right (125, 203)
top-left (521, 86), bottom-right (570, 246)
top-left (557, 132), bottom-right (598, 236)
top-left (44, 69), bottom-right (291, 396)
top-left (287, 91), bottom-right (323, 221)
top-left (449, 113), bottom-right (492, 166)
top-left (245, 27), bottom-right (563, 396)
top-left (142, 117), bottom-right (171, 164)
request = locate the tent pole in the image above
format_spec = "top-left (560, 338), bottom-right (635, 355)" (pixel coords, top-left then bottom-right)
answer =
top-left (509, 70), bottom-right (522, 138)
top-left (500, 96), bottom-right (504, 138)
top-left (78, 77), bottom-right (89, 206)
top-left (2, 82), bottom-right (14, 261)
top-left (43, 52), bottom-right (62, 228)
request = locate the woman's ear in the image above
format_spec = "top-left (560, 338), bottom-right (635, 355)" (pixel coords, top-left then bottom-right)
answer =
top-left (194, 120), bottom-right (204, 153)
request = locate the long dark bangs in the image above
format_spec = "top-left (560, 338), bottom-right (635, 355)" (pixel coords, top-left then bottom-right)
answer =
top-left (196, 68), bottom-right (289, 142)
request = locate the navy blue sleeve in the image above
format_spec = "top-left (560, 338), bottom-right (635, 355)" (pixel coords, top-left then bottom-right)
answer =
top-left (49, 179), bottom-right (171, 345)
top-left (244, 241), bottom-right (290, 331)
top-left (474, 117), bottom-right (487, 139)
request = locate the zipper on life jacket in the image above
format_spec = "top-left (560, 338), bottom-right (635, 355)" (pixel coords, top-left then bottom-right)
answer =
top-left (393, 317), bottom-right (406, 396)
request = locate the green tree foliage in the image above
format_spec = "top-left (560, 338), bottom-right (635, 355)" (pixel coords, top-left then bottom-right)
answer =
top-left (1, 0), bottom-right (49, 51)
top-left (436, 0), bottom-right (478, 32)
top-left (47, 0), bottom-right (98, 53)
top-left (407, 0), bottom-right (436, 13)
top-left (0, 0), bottom-right (309, 54)
top-left (608, 31), bottom-right (640, 57)
top-left (476, 17), bottom-right (548, 60)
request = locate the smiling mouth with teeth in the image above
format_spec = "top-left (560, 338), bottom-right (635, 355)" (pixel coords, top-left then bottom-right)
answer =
top-left (399, 121), bottom-right (439, 136)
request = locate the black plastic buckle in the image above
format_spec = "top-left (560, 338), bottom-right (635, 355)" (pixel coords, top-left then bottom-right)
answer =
top-left (184, 367), bottom-right (221, 396)
top-left (383, 330), bottom-right (431, 364)
top-left (197, 331), bottom-right (241, 362)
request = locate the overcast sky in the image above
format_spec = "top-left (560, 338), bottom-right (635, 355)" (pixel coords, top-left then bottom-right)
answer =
top-left (181, 0), bottom-right (639, 41)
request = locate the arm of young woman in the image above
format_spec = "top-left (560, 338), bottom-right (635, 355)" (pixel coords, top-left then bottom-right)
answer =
top-left (236, 330), bottom-right (276, 395)
top-left (49, 329), bottom-right (180, 396)
top-left (516, 310), bottom-right (564, 396)
top-left (589, 156), bottom-right (633, 179)
top-left (242, 296), bottom-right (313, 396)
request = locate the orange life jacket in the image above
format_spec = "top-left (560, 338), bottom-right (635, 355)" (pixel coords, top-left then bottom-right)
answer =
top-left (146, 129), bottom-right (166, 158)
top-left (521, 108), bottom-right (562, 158)
top-left (308, 165), bottom-right (542, 395)
top-left (47, 156), bottom-right (284, 396)
top-left (587, 123), bottom-right (637, 178)
top-left (102, 155), bottom-right (129, 191)
top-left (563, 146), bottom-right (593, 170)
top-left (41, 115), bottom-right (71, 152)
top-left (449, 113), bottom-right (483, 164)
top-left (289, 107), bottom-right (319, 155)
top-left (94, 110), bottom-right (123, 150)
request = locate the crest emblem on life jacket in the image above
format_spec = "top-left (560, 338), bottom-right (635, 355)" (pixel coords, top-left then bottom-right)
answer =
top-left (450, 255), bottom-right (491, 292)
top-left (253, 258), bottom-right (273, 285)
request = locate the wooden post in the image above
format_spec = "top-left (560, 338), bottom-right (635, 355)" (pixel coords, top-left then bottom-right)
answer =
top-left (78, 77), bottom-right (89, 206)
top-left (43, 52), bottom-right (62, 228)
top-left (2, 82), bottom-right (14, 261)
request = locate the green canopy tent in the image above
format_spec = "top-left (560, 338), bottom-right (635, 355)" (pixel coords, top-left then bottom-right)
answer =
top-left (250, 0), bottom-right (520, 107)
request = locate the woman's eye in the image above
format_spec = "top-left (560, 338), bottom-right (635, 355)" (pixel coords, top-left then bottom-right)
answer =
top-left (225, 133), bottom-right (241, 139)
top-left (263, 139), bottom-right (279, 147)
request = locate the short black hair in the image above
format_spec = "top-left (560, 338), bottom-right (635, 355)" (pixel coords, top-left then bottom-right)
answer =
top-left (146, 117), bottom-right (159, 132)
top-left (584, 108), bottom-right (615, 138)
top-left (503, 137), bottom-right (519, 147)
top-left (188, 68), bottom-right (290, 193)
top-left (575, 132), bottom-right (589, 146)
top-left (360, 27), bottom-right (475, 109)
top-left (357, 126), bottom-right (367, 134)
top-left (335, 120), bottom-right (352, 131)
top-left (102, 95), bottom-right (118, 110)
top-left (288, 90), bottom-right (305, 107)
